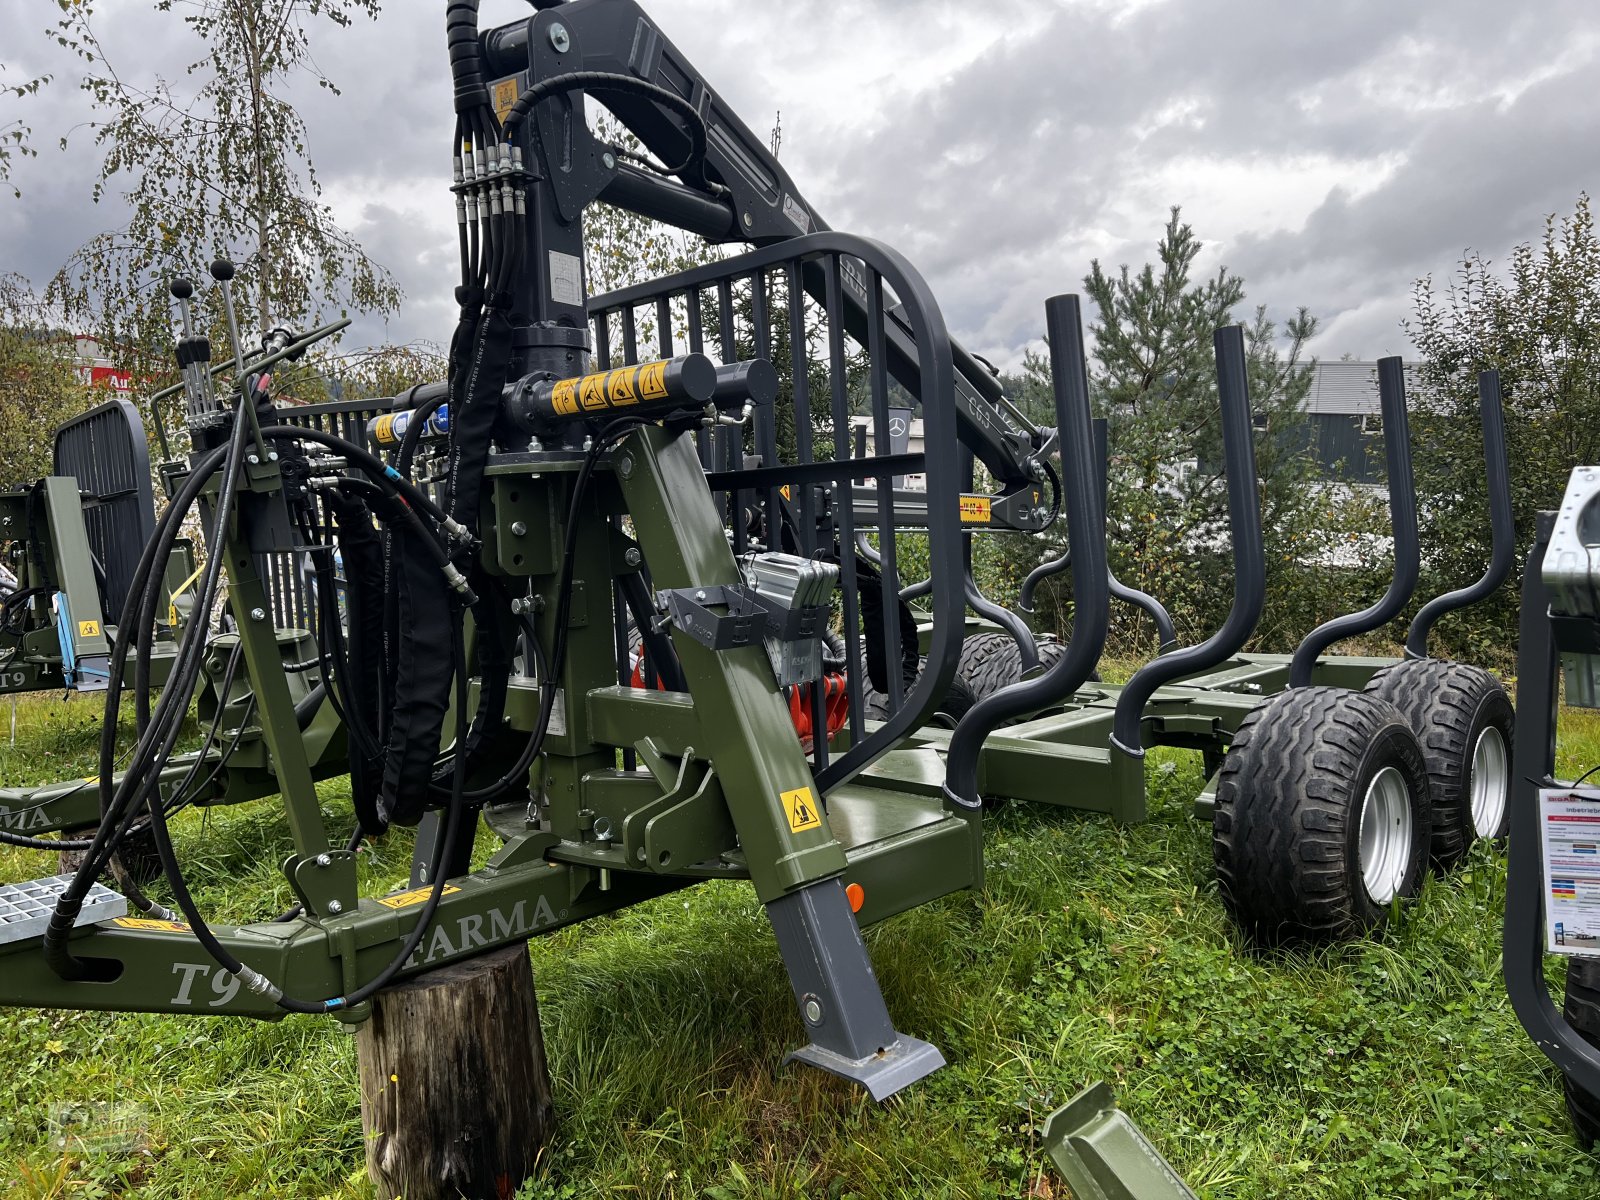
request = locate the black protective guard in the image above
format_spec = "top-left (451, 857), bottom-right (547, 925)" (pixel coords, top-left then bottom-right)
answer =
top-left (325, 490), bottom-right (388, 834)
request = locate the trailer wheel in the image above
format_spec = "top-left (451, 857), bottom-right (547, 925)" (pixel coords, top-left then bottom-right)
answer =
top-left (957, 632), bottom-right (1023, 699)
top-left (1364, 659), bottom-right (1513, 869)
top-left (1563, 958), bottom-right (1600, 1148)
top-left (866, 659), bottom-right (977, 728)
top-left (1213, 686), bottom-right (1432, 943)
top-left (957, 632), bottom-right (1098, 701)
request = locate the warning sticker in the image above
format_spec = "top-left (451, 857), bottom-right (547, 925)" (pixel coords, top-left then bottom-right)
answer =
top-left (781, 786), bottom-right (823, 833)
top-left (377, 884), bottom-right (462, 910)
top-left (112, 917), bottom-right (190, 933)
top-left (78, 619), bottom-right (101, 639)
top-left (579, 374), bottom-right (608, 411)
top-left (548, 250), bottom-right (584, 308)
top-left (372, 413), bottom-right (398, 445)
top-left (552, 379), bottom-right (579, 416)
top-left (959, 496), bottom-right (993, 525)
top-left (639, 360), bottom-right (669, 400)
top-left (491, 77), bottom-right (521, 125)
top-left (606, 368), bottom-right (638, 405)
top-left (1541, 786), bottom-right (1600, 954)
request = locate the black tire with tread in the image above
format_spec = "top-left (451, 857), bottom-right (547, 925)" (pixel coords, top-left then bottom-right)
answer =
top-left (957, 632), bottom-right (1023, 699)
top-left (1563, 957), bottom-right (1600, 1148)
top-left (1213, 686), bottom-right (1432, 943)
top-left (865, 659), bottom-right (977, 728)
top-left (956, 632), bottom-right (1098, 701)
top-left (1363, 658), bottom-right (1513, 869)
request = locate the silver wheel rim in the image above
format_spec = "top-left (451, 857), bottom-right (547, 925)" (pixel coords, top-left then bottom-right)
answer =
top-left (1469, 725), bottom-right (1509, 838)
top-left (1359, 766), bottom-right (1414, 906)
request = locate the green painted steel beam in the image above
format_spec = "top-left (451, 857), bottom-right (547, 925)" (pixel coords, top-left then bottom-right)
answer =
top-left (1043, 1082), bottom-right (1198, 1200)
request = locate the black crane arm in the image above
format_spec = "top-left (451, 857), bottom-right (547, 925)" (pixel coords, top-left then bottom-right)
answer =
top-left (478, 0), bottom-right (1048, 499)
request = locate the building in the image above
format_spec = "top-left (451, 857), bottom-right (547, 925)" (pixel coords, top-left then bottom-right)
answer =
top-left (1302, 360), bottom-right (1422, 485)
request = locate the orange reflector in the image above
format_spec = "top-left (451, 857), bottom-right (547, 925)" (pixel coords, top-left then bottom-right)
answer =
top-left (845, 882), bottom-right (865, 913)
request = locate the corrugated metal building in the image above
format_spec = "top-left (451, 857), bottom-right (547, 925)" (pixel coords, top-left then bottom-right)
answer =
top-left (1301, 361), bottom-right (1422, 485)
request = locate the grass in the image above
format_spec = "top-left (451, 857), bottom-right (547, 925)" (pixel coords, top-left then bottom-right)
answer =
top-left (0, 685), bottom-right (1598, 1199)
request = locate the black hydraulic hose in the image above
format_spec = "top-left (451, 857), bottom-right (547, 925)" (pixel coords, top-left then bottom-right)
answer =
top-left (1404, 369), bottom-right (1514, 659)
top-left (503, 72), bottom-right (708, 176)
top-left (1288, 356), bottom-right (1419, 688)
top-left (945, 295), bottom-right (1108, 809)
top-left (44, 431), bottom-right (238, 978)
top-left (1111, 327), bottom-right (1265, 756)
top-left (395, 385), bottom-right (450, 479)
top-left (0, 464), bottom-right (220, 857)
top-left (440, 422), bottom-right (642, 806)
top-left (131, 621), bottom-right (472, 1015)
top-left (256, 426), bottom-right (454, 531)
top-left (109, 417), bottom-right (256, 915)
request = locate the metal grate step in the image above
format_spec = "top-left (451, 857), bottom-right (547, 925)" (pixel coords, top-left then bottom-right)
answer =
top-left (0, 875), bottom-right (127, 946)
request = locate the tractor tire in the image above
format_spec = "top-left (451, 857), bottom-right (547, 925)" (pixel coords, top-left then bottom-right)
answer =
top-left (957, 632), bottom-right (1023, 699)
top-left (1364, 658), bottom-right (1513, 870)
top-left (1213, 686), bottom-right (1432, 943)
top-left (957, 633), bottom-right (1098, 701)
top-left (865, 659), bottom-right (978, 729)
top-left (1034, 638), bottom-right (1101, 685)
top-left (1563, 957), bottom-right (1600, 1148)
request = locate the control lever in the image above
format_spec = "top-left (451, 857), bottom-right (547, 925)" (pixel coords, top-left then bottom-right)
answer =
top-left (169, 277), bottom-right (222, 432)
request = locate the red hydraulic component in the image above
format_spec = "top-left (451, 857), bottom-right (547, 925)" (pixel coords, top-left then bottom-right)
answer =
top-left (630, 649), bottom-right (848, 750)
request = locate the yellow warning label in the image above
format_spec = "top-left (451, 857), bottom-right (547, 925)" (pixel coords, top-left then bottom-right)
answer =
top-left (372, 413), bottom-right (397, 445)
top-left (78, 620), bottom-right (101, 639)
top-left (552, 379), bottom-right (579, 416)
top-left (112, 917), bottom-right (190, 933)
top-left (579, 374), bottom-right (608, 411)
top-left (781, 786), bottom-right (823, 833)
top-left (639, 360), bottom-right (668, 400)
top-left (779, 485), bottom-right (793, 502)
top-left (606, 368), bottom-right (639, 405)
top-left (377, 884), bottom-right (463, 910)
top-left (959, 496), bottom-right (993, 525)
top-left (491, 77), bottom-right (520, 125)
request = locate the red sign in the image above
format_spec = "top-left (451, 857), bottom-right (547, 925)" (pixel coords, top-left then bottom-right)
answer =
top-left (89, 366), bottom-right (135, 393)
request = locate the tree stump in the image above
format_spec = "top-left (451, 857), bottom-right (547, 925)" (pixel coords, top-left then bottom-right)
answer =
top-left (59, 824), bottom-right (163, 885)
top-left (357, 943), bottom-right (554, 1200)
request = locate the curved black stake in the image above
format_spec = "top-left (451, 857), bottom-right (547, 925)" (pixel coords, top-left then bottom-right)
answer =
top-left (1503, 512), bottom-right (1600, 1094)
top-left (1111, 327), bottom-right (1265, 757)
top-left (1404, 369), bottom-right (1514, 659)
top-left (1018, 548), bottom-right (1070, 612)
top-left (1019, 419), bottom-right (1178, 652)
top-left (945, 295), bottom-right (1108, 808)
top-left (853, 532), bottom-right (933, 604)
top-left (1288, 356), bottom-right (1419, 688)
top-left (965, 574), bottom-right (1041, 672)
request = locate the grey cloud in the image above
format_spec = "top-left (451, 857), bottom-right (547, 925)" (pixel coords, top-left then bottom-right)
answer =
top-left (2, 0), bottom-right (1595, 368)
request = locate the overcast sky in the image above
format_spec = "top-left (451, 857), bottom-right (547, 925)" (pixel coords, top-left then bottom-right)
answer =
top-left (2, 0), bottom-right (1596, 371)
